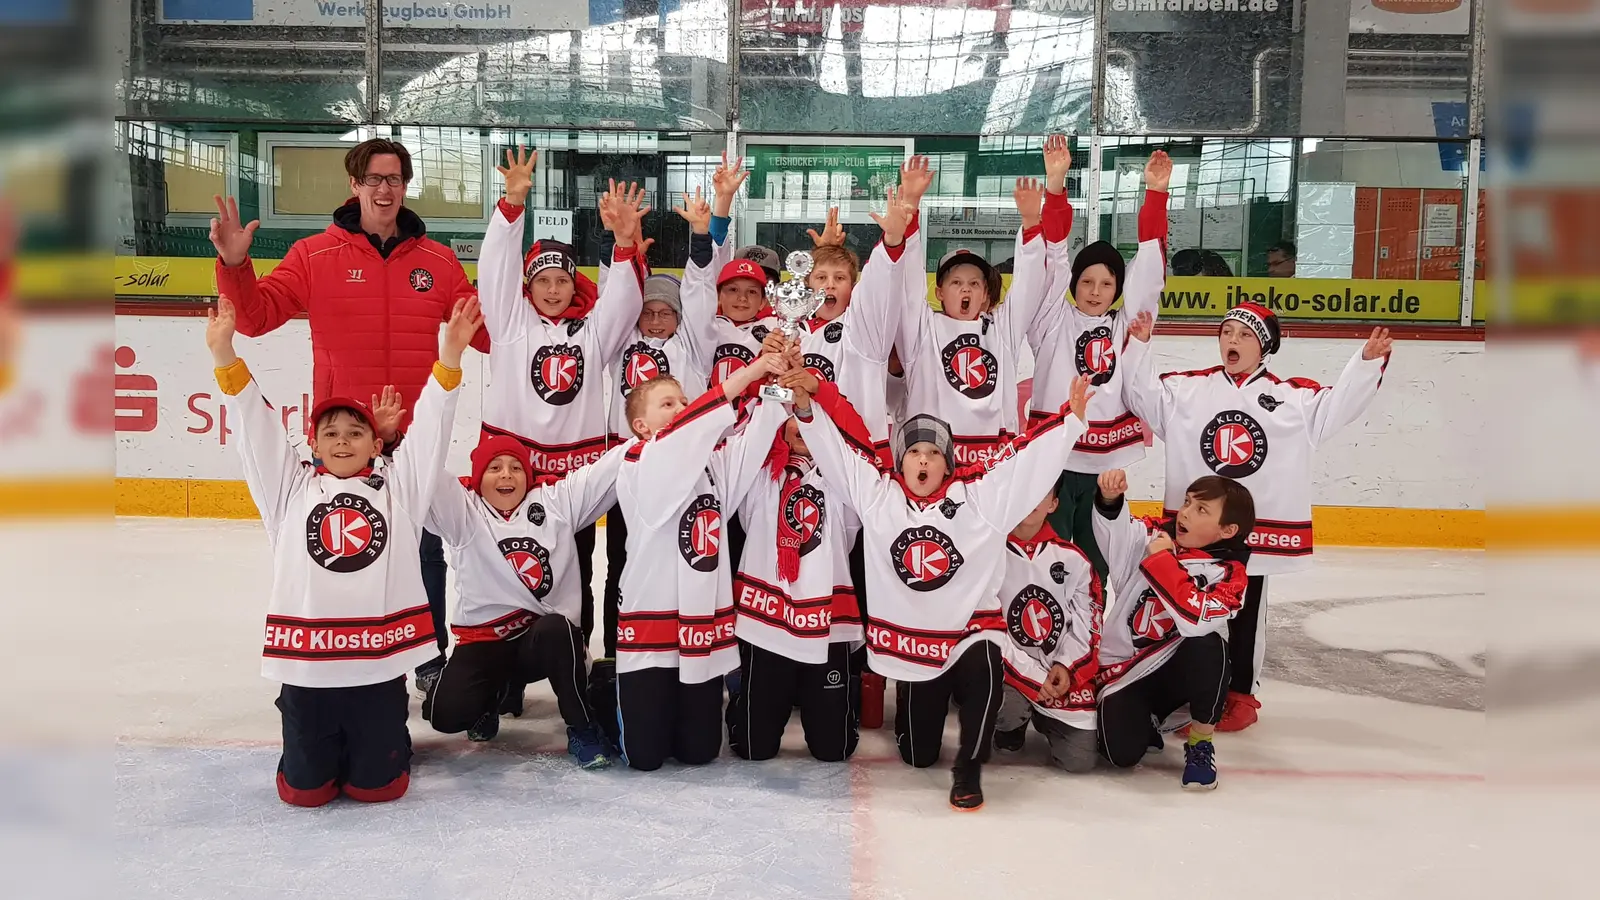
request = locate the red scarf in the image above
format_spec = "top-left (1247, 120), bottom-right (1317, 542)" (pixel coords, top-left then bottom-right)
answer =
top-left (763, 431), bottom-right (809, 583)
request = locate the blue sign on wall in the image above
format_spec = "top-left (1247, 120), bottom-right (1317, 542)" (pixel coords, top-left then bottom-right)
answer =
top-left (1431, 102), bottom-right (1483, 173)
top-left (162, 0), bottom-right (254, 20)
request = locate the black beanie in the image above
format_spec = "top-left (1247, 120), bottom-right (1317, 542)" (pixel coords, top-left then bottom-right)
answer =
top-left (1070, 241), bottom-right (1127, 302)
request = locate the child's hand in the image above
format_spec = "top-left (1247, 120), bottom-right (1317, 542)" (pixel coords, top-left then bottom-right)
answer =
top-left (1145, 531), bottom-right (1175, 558)
top-left (1039, 663), bottom-right (1072, 702)
top-left (674, 187), bottom-right (711, 235)
top-left (1128, 309), bottom-right (1154, 343)
top-left (782, 340), bottom-right (804, 373)
top-left (899, 155), bottom-right (934, 207)
top-left (869, 186), bottom-right (915, 247)
top-left (1014, 177), bottom-right (1045, 230)
top-left (712, 152), bottom-right (748, 218)
top-left (206, 295), bottom-right (239, 367)
top-left (1362, 326), bottom-right (1393, 361)
top-left (496, 145), bottom-right (537, 207)
top-left (779, 363), bottom-right (820, 397)
top-left (1144, 150), bottom-right (1172, 193)
top-left (441, 296), bottom-right (483, 368)
top-left (1097, 469), bottom-right (1128, 502)
top-left (807, 207), bottom-right (846, 248)
top-left (608, 179), bottom-right (651, 248)
top-left (368, 385), bottom-right (407, 444)
top-left (760, 329), bottom-right (789, 358)
top-left (1067, 374), bottom-right (1094, 425)
top-left (598, 186), bottom-right (617, 233)
top-left (1042, 135), bottom-right (1071, 193)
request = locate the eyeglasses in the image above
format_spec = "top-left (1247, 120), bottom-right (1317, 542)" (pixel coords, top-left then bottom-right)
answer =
top-left (639, 308), bottom-right (679, 322)
top-left (358, 174), bottom-right (407, 188)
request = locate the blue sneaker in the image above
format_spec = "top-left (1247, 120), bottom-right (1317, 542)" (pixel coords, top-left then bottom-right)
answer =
top-left (568, 724), bottom-right (614, 770)
top-left (1182, 739), bottom-right (1218, 791)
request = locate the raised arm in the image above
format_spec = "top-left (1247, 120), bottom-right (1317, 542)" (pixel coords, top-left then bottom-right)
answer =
top-left (624, 388), bottom-right (738, 530)
top-left (1089, 470), bottom-right (1158, 593)
top-left (424, 477), bottom-right (479, 549)
top-left (1117, 312), bottom-right (1172, 442)
top-left (893, 155), bottom-right (936, 363)
top-left (996, 177), bottom-right (1049, 355)
top-left (1029, 135), bottom-right (1075, 350)
top-left (592, 181), bottom-right (651, 359)
top-left (212, 194), bottom-right (307, 338)
top-left (386, 298), bottom-right (478, 517)
top-left (713, 398), bottom-right (790, 512)
top-left (673, 188), bottom-right (716, 372)
top-left (207, 296), bottom-right (307, 537)
top-left (847, 193), bottom-right (915, 363)
top-left (553, 443), bottom-right (627, 529)
top-left (482, 146), bottom-right (536, 340)
top-left (1303, 328), bottom-right (1392, 447)
top-left (791, 381), bottom-right (894, 520)
top-left (967, 375), bottom-right (1090, 532)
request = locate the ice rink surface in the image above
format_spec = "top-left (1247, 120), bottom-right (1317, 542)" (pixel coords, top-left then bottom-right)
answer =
top-left (9, 519), bottom-right (1485, 899)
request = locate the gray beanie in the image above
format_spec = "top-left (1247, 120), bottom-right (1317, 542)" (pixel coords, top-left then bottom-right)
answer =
top-left (642, 273), bottom-right (682, 316)
top-left (894, 414), bottom-right (956, 472)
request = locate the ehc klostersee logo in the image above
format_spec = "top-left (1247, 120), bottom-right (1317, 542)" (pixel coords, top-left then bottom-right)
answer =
top-left (1199, 409), bottom-right (1268, 478)
top-left (499, 536), bottom-right (552, 599)
top-left (711, 343), bottom-right (755, 387)
top-left (531, 343), bottom-right (584, 405)
top-left (890, 526), bottom-right (964, 592)
top-left (1007, 585), bottom-right (1064, 655)
top-left (620, 342), bottom-right (670, 394)
top-left (803, 353), bottom-right (835, 385)
top-left (783, 484), bottom-right (826, 556)
top-left (305, 494), bottom-right (388, 573)
top-left (1075, 325), bottom-right (1116, 386)
top-left (408, 268), bottom-right (434, 292)
top-left (678, 494), bottom-right (722, 572)
top-left (940, 333), bottom-right (998, 399)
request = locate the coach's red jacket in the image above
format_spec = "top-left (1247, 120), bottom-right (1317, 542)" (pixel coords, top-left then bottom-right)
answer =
top-left (216, 199), bottom-right (489, 430)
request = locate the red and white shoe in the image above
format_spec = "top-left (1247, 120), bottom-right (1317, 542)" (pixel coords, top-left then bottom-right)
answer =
top-left (1215, 691), bottom-right (1260, 732)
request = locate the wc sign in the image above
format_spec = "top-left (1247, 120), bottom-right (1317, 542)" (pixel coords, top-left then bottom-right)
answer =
top-left (156, 0), bottom-right (586, 29)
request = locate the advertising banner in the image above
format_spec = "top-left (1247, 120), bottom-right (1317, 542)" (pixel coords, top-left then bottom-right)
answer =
top-left (157, 0), bottom-right (587, 29)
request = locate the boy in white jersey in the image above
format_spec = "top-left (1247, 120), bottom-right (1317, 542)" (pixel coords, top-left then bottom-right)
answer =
top-left (418, 434), bottom-right (626, 767)
top-left (893, 147), bottom-right (1057, 468)
top-left (1091, 469), bottom-right (1254, 790)
top-left (1122, 306), bottom-right (1392, 731)
top-left (727, 348), bottom-right (871, 763)
top-left (478, 148), bottom-right (649, 643)
top-left (789, 364), bottom-right (1091, 811)
top-left (206, 294), bottom-right (478, 807)
top-left (613, 352), bottom-right (790, 771)
top-left (1027, 149), bottom-right (1170, 580)
top-left (991, 491), bottom-right (1105, 773)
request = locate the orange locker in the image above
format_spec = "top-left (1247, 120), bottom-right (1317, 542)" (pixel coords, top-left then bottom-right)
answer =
top-left (1419, 188), bottom-right (1463, 281)
top-left (1353, 187), bottom-right (1380, 279)
top-left (1377, 188), bottom-right (1422, 280)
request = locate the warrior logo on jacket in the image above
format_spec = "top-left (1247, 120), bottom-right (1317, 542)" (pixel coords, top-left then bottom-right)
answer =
top-left (1007, 584), bottom-right (1064, 655)
top-left (940, 334), bottom-right (998, 399)
top-left (1199, 410), bottom-right (1268, 478)
top-left (1075, 325), bottom-right (1116, 386)
top-left (305, 494), bottom-right (388, 573)
top-left (784, 484), bottom-right (826, 556)
top-left (532, 344), bottom-right (585, 405)
top-left (499, 536), bottom-right (553, 600)
top-left (679, 494), bottom-right (722, 572)
top-left (710, 344), bottom-right (755, 389)
top-left (890, 526), bottom-right (964, 592)
top-left (803, 353), bottom-right (836, 385)
top-left (620, 342), bottom-right (670, 395)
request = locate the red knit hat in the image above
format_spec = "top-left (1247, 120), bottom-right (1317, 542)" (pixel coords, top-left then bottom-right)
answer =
top-left (1221, 302), bottom-right (1282, 356)
top-left (468, 435), bottom-right (532, 492)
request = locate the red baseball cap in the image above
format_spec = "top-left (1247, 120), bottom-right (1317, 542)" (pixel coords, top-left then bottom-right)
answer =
top-left (308, 396), bottom-right (375, 432)
top-left (717, 258), bottom-right (770, 289)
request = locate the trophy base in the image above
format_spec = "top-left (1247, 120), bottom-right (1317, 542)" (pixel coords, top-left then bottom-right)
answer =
top-left (759, 384), bottom-right (795, 403)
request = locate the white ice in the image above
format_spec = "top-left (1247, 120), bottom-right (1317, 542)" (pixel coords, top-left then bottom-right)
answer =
top-left (6, 519), bottom-right (1486, 899)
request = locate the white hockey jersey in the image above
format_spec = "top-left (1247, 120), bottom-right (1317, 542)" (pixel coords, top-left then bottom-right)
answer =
top-left (615, 389), bottom-right (788, 683)
top-left (734, 455), bottom-right (864, 665)
top-left (996, 526), bottom-right (1105, 730)
top-left (796, 383), bottom-right (1087, 682)
top-left (224, 362), bottom-right (459, 689)
top-left (425, 445), bottom-right (625, 643)
top-left (1122, 339), bottom-right (1388, 574)
top-left (1027, 239), bottom-right (1163, 473)
top-left (478, 199), bottom-right (645, 473)
top-left (895, 225), bottom-right (1048, 468)
top-left (790, 235), bottom-right (907, 451)
top-left (1091, 499), bottom-right (1249, 697)
top-left (686, 235), bottom-right (780, 397)
top-left (601, 240), bottom-right (715, 441)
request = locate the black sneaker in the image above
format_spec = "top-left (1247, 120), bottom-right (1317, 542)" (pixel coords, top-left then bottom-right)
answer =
top-left (467, 709), bottom-right (500, 742)
top-left (499, 681), bottom-right (526, 718)
top-left (949, 760), bottom-right (984, 811)
top-left (415, 666), bottom-right (443, 721)
top-left (993, 725), bottom-right (1027, 753)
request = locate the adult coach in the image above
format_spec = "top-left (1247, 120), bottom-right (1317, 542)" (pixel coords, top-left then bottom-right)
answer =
top-left (208, 137), bottom-right (487, 698)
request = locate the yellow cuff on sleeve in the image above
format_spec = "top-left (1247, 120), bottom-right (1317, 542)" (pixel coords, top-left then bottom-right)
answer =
top-left (214, 358), bottom-right (253, 396)
top-left (0, 364), bottom-right (13, 394)
top-left (432, 361), bottom-right (463, 391)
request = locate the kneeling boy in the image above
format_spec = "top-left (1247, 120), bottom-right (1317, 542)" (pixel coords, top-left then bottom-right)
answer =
top-left (208, 294), bottom-right (478, 807)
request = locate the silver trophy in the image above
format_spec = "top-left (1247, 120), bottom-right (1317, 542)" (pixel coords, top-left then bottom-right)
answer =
top-left (758, 250), bottom-right (827, 403)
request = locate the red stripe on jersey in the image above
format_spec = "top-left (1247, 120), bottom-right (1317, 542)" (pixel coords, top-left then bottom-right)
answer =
top-left (734, 574), bottom-right (857, 639)
top-left (1072, 410), bottom-right (1145, 454)
top-left (677, 607), bottom-right (738, 657)
top-left (262, 604), bottom-right (435, 661)
top-left (451, 609), bottom-right (538, 645)
top-left (863, 609), bottom-right (1003, 669)
top-left (478, 424), bottom-right (609, 476)
top-left (616, 611), bottom-right (680, 652)
top-left (1245, 518), bottom-right (1314, 557)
